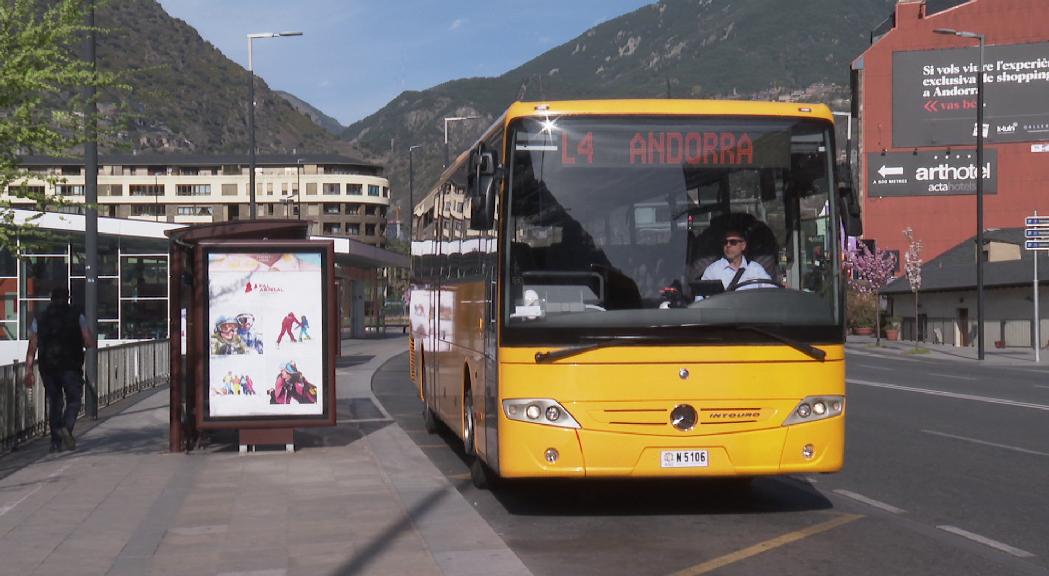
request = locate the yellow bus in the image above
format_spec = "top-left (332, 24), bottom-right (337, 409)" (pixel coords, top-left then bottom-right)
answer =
top-left (410, 100), bottom-right (862, 488)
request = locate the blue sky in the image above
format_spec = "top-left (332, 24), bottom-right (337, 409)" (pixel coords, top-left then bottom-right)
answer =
top-left (157, 1), bottom-right (654, 126)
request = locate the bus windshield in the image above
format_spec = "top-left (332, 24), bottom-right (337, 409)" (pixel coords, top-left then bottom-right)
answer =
top-left (504, 115), bottom-right (841, 344)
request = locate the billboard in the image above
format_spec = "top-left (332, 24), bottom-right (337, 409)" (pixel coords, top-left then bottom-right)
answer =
top-left (893, 42), bottom-right (1049, 147)
top-left (867, 149), bottom-right (997, 197)
top-left (200, 244), bottom-right (334, 426)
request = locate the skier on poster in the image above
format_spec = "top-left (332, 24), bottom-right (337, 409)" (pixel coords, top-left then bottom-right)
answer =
top-left (297, 315), bottom-right (311, 341)
top-left (276, 312), bottom-right (301, 346)
top-left (211, 316), bottom-right (249, 355)
top-left (268, 361), bottom-right (317, 404)
top-left (236, 313), bottom-right (264, 354)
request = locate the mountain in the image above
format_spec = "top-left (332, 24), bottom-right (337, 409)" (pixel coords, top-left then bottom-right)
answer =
top-left (92, 0), bottom-right (346, 155)
top-left (276, 91), bottom-right (346, 136)
top-left (343, 0), bottom-right (895, 223)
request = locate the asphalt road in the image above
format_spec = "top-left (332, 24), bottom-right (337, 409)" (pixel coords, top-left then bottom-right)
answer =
top-left (372, 349), bottom-right (1049, 576)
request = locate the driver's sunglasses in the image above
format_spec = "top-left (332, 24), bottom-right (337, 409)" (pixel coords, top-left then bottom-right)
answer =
top-left (723, 238), bottom-right (744, 246)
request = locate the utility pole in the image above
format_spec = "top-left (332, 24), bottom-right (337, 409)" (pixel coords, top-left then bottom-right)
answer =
top-left (84, 0), bottom-right (98, 419)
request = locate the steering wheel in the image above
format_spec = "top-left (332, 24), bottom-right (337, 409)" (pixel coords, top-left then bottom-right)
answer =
top-left (731, 278), bottom-right (784, 290)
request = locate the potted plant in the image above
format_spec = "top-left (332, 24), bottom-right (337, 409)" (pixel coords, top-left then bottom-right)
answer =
top-left (884, 317), bottom-right (901, 341)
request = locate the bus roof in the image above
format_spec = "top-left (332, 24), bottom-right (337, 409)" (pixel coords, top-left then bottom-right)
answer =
top-left (503, 99), bottom-right (835, 123)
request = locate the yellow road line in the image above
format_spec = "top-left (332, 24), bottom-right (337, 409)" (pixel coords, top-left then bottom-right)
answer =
top-left (669, 513), bottom-right (863, 576)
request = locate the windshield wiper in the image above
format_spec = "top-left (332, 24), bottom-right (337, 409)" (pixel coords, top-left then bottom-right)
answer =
top-left (734, 325), bottom-right (826, 362)
top-left (534, 337), bottom-right (670, 364)
top-left (533, 326), bottom-right (826, 363)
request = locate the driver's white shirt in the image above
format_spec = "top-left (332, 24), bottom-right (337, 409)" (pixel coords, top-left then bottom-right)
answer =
top-left (700, 256), bottom-right (771, 290)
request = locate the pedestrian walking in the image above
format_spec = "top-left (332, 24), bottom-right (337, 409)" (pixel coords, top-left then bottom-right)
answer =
top-left (23, 287), bottom-right (96, 453)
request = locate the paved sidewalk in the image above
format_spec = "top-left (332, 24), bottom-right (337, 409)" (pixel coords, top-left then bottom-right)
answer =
top-left (846, 333), bottom-right (1049, 368)
top-left (0, 335), bottom-right (531, 576)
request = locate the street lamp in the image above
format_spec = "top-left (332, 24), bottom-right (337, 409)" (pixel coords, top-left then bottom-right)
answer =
top-left (247, 31), bottom-right (303, 220)
top-left (443, 116), bottom-right (480, 167)
top-left (408, 145), bottom-right (422, 241)
top-left (935, 27), bottom-right (986, 359)
top-left (295, 157), bottom-right (304, 220)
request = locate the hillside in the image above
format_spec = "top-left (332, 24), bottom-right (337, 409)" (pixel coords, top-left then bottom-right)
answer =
top-left (343, 0), bottom-right (895, 222)
top-left (92, 0), bottom-right (344, 155)
top-left (276, 91), bottom-right (346, 136)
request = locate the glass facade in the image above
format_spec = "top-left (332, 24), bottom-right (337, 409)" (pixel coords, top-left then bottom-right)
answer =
top-left (0, 231), bottom-right (170, 341)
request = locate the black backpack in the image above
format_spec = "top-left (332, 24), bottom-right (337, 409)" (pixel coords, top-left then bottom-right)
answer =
top-left (37, 304), bottom-right (84, 373)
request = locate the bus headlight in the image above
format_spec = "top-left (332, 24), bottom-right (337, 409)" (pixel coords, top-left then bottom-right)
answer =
top-left (782, 395), bottom-right (844, 426)
top-left (504, 399), bottom-right (581, 429)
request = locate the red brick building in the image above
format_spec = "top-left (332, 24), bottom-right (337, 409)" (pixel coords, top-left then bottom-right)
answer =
top-left (852, 0), bottom-right (1049, 263)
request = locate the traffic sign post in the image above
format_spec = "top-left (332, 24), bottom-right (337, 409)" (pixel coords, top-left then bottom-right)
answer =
top-left (1025, 212), bottom-right (1044, 362)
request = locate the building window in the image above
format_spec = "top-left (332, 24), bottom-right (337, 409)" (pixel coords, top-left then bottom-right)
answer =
top-left (323, 223), bottom-right (341, 235)
top-left (347, 223), bottom-right (360, 236)
top-left (221, 183), bottom-right (238, 196)
top-left (366, 224), bottom-right (376, 236)
top-left (322, 183), bottom-right (341, 195)
top-left (365, 205), bottom-right (376, 216)
top-left (129, 184), bottom-right (164, 197)
top-left (368, 185), bottom-right (380, 197)
top-left (57, 184), bottom-right (85, 196)
top-left (176, 206), bottom-right (213, 216)
top-left (120, 300), bottom-right (167, 340)
top-left (347, 184), bottom-right (362, 195)
top-left (7, 185), bottom-right (45, 197)
top-left (130, 204), bottom-right (164, 217)
top-left (383, 186), bottom-right (389, 198)
top-left (102, 184), bottom-right (123, 197)
top-left (176, 184), bottom-right (211, 196)
top-left (345, 204), bottom-right (360, 215)
top-left (222, 165), bottom-right (242, 175)
top-left (323, 203), bottom-right (340, 215)
top-left (20, 256), bottom-right (66, 299)
top-left (121, 255), bottom-right (167, 298)
top-left (61, 166), bottom-right (80, 176)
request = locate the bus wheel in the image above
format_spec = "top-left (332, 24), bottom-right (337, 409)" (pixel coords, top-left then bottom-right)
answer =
top-left (470, 456), bottom-right (498, 490)
top-left (463, 386), bottom-right (476, 457)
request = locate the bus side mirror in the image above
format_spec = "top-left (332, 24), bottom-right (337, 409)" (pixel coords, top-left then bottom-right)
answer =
top-left (838, 182), bottom-right (863, 237)
top-left (469, 149), bottom-right (498, 230)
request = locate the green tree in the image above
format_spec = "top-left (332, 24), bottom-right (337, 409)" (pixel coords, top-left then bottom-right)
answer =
top-left (0, 0), bottom-right (123, 250)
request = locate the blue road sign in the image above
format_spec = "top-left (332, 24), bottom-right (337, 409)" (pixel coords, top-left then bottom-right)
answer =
top-left (1025, 240), bottom-right (1049, 250)
top-left (1025, 216), bottom-right (1049, 227)
top-left (1024, 229), bottom-right (1049, 238)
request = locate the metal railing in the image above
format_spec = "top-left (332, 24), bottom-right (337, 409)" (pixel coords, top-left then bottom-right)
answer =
top-left (0, 339), bottom-right (169, 453)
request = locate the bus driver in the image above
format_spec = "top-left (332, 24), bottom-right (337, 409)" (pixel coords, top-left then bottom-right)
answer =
top-left (699, 228), bottom-right (771, 294)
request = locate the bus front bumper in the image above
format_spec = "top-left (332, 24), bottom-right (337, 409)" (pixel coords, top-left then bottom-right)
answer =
top-left (497, 415), bottom-right (844, 479)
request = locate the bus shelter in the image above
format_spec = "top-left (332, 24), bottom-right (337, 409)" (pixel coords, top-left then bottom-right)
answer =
top-left (166, 220), bottom-right (337, 453)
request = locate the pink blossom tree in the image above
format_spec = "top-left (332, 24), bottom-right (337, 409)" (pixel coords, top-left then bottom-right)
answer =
top-left (903, 228), bottom-right (924, 348)
top-left (846, 243), bottom-right (898, 345)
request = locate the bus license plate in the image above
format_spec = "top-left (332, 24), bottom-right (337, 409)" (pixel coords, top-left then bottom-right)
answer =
top-left (661, 449), bottom-right (709, 468)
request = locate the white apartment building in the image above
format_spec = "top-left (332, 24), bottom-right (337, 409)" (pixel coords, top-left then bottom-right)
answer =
top-left (4, 154), bottom-right (392, 247)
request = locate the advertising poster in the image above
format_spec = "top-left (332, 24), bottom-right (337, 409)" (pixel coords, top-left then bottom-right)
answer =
top-left (205, 250), bottom-right (326, 420)
top-left (893, 42), bottom-right (1049, 147)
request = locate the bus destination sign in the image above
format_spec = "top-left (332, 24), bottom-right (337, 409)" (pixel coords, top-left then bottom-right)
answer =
top-left (518, 128), bottom-right (791, 169)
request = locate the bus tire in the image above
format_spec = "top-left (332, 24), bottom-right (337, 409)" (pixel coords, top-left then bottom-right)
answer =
top-left (463, 383), bottom-right (476, 457)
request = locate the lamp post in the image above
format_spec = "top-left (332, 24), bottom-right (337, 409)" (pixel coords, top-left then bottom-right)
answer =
top-left (935, 27), bottom-right (986, 360)
top-left (295, 157), bottom-right (304, 220)
top-left (408, 145), bottom-right (422, 241)
top-left (247, 31), bottom-right (302, 220)
top-left (443, 116), bottom-right (480, 167)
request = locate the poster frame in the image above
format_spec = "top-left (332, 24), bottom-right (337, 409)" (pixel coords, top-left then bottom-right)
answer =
top-left (194, 239), bottom-right (337, 430)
